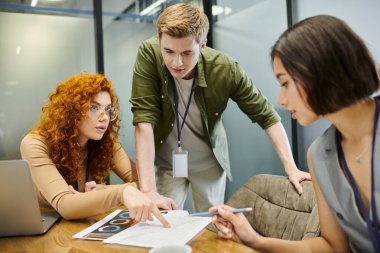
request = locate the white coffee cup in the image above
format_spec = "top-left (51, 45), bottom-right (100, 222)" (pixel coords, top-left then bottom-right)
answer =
top-left (149, 244), bottom-right (192, 253)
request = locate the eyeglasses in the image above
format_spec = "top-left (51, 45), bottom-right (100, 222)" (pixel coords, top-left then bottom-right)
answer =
top-left (89, 104), bottom-right (118, 121)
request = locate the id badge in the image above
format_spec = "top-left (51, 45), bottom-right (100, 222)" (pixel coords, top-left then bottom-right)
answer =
top-left (172, 149), bottom-right (188, 178)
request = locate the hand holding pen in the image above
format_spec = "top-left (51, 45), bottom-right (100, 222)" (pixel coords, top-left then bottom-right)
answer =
top-left (208, 204), bottom-right (258, 246)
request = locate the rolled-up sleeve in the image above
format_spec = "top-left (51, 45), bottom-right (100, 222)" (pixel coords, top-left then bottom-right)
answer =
top-left (230, 62), bottom-right (280, 130)
top-left (131, 40), bottom-right (162, 125)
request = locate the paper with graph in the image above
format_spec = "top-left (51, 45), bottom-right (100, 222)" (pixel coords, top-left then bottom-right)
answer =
top-left (103, 210), bottom-right (211, 248)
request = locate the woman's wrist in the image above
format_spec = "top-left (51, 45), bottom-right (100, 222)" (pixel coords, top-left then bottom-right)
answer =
top-left (245, 231), bottom-right (264, 250)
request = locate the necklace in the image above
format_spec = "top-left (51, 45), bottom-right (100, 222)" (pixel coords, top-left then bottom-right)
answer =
top-left (354, 145), bottom-right (369, 164)
top-left (335, 96), bottom-right (380, 252)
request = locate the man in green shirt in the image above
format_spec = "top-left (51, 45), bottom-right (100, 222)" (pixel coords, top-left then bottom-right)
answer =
top-left (131, 3), bottom-right (310, 212)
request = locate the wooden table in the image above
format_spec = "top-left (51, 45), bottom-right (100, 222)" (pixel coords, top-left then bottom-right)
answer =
top-left (0, 209), bottom-right (257, 253)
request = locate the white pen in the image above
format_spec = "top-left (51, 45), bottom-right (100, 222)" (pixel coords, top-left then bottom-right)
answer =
top-left (189, 207), bottom-right (253, 217)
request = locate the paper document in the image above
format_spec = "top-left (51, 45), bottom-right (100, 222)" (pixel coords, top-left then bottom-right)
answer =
top-left (104, 210), bottom-right (211, 248)
top-left (73, 209), bottom-right (138, 240)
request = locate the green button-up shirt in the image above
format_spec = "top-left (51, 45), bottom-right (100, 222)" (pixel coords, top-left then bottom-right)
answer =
top-left (130, 36), bottom-right (280, 179)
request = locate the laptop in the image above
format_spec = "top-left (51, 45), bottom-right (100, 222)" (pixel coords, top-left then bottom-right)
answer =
top-left (0, 160), bottom-right (60, 237)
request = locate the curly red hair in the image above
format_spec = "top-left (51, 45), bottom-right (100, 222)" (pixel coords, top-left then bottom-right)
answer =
top-left (31, 72), bottom-right (121, 185)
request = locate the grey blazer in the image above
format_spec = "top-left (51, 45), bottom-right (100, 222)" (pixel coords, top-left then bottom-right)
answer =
top-left (310, 122), bottom-right (380, 253)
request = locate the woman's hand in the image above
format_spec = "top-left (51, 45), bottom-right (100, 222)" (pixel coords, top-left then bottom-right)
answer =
top-left (210, 204), bottom-right (261, 248)
top-left (84, 181), bottom-right (97, 192)
top-left (123, 185), bottom-right (171, 228)
top-left (68, 181), bottom-right (97, 194)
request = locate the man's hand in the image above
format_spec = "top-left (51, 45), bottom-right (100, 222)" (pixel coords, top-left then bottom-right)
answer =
top-left (287, 169), bottom-right (311, 195)
top-left (144, 190), bottom-right (178, 210)
top-left (264, 122), bottom-right (311, 195)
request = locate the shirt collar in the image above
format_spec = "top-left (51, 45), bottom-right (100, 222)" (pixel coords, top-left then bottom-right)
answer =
top-left (161, 51), bottom-right (208, 88)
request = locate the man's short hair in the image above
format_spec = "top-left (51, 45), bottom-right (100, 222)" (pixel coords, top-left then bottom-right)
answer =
top-left (156, 3), bottom-right (209, 43)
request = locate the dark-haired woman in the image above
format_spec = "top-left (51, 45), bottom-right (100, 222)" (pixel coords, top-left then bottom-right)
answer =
top-left (210, 15), bottom-right (380, 253)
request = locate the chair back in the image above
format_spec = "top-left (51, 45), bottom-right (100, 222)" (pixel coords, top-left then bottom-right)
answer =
top-left (226, 174), bottom-right (320, 240)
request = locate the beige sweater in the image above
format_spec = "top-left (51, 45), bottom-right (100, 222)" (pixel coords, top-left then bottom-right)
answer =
top-left (20, 133), bottom-right (137, 220)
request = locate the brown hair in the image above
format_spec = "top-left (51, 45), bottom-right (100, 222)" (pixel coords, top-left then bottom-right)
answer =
top-left (31, 72), bottom-right (121, 185)
top-left (156, 3), bottom-right (209, 43)
top-left (271, 15), bottom-right (380, 115)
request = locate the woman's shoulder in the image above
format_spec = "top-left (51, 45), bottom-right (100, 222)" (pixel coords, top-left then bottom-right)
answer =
top-left (20, 133), bottom-right (48, 152)
top-left (21, 133), bottom-right (45, 144)
top-left (112, 141), bottom-right (123, 153)
top-left (309, 124), bottom-right (335, 154)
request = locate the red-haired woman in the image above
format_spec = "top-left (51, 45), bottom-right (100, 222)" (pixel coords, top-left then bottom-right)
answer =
top-left (21, 72), bottom-right (169, 227)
